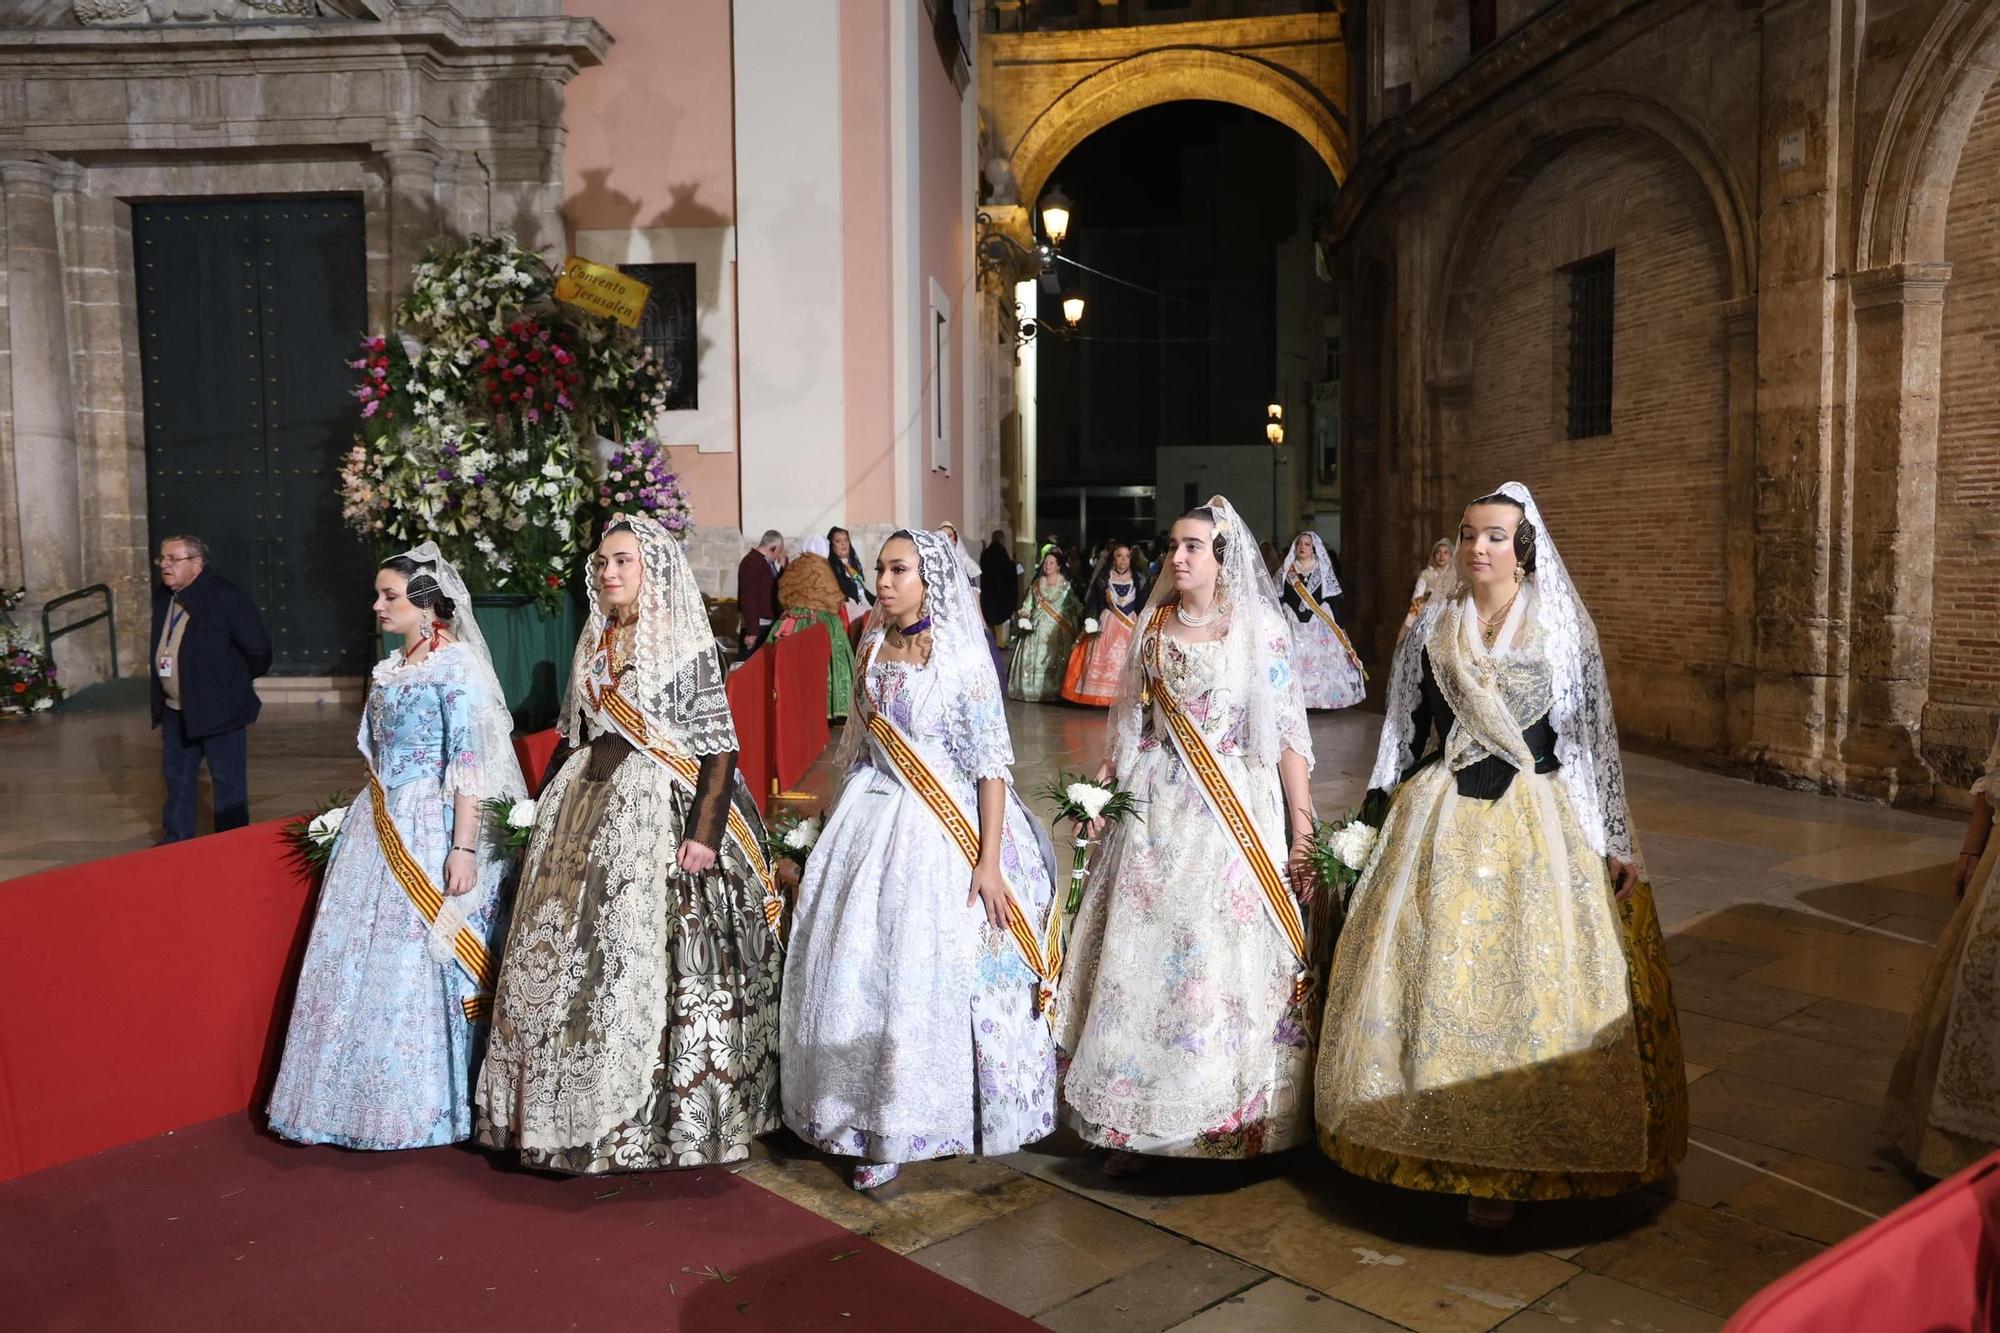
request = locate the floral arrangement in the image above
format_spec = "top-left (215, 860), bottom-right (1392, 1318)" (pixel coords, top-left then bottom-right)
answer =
top-left (337, 233), bottom-right (683, 612)
top-left (282, 794), bottom-right (352, 878)
top-left (766, 810), bottom-right (821, 872)
top-left (0, 588), bottom-right (60, 715)
top-left (1306, 812), bottom-right (1378, 909)
top-left (599, 439), bottom-right (693, 538)
top-left (483, 796), bottom-right (538, 852)
top-left (1038, 774), bottom-right (1141, 914)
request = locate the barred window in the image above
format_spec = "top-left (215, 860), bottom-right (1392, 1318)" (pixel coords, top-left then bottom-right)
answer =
top-left (1564, 251), bottom-right (1614, 439)
top-left (618, 262), bottom-right (697, 411)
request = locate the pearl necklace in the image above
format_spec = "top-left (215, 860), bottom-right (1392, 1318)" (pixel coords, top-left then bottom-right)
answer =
top-left (1175, 600), bottom-right (1222, 628)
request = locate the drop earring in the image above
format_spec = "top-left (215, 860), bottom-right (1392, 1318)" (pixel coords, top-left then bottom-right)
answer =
top-left (1513, 567), bottom-right (1525, 586)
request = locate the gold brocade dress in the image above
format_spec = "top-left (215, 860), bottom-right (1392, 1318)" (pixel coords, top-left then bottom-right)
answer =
top-left (1314, 599), bottom-right (1685, 1200)
top-left (1880, 731), bottom-right (2000, 1179)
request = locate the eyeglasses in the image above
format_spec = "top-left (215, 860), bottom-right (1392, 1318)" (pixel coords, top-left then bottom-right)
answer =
top-left (157, 554), bottom-right (200, 566)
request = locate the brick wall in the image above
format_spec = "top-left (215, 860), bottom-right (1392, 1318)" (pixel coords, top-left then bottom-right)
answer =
top-left (1447, 128), bottom-right (1733, 747)
top-left (1930, 81), bottom-right (2000, 784)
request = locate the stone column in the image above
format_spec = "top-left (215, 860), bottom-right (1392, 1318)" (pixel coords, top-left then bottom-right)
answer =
top-left (1746, 1), bottom-right (1841, 789)
top-left (378, 142), bottom-right (442, 299)
top-left (1841, 262), bottom-right (1951, 801)
top-left (2, 154), bottom-right (82, 603)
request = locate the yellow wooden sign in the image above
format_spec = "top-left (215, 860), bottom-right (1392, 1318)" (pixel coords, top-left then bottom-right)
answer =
top-left (555, 256), bottom-right (650, 328)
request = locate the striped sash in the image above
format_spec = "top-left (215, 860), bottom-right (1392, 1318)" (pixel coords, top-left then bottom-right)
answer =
top-left (364, 771), bottom-right (493, 1022)
top-left (1289, 577), bottom-right (1366, 678)
top-left (1033, 588), bottom-right (1078, 637)
top-left (595, 686), bottom-right (784, 942)
top-left (1145, 606), bottom-right (1313, 1002)
top-left (864, 711), bottom-right (1064, 1019)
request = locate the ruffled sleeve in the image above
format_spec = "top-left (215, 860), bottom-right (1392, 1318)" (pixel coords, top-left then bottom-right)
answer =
top-left (947, 656), bottom-right (1015, 783)
top-left (438, 672), bottom-right (485, 799)
top-left (1267, 608), bottom-right (1314, 771)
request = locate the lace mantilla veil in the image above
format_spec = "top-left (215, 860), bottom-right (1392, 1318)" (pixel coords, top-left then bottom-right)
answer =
top-left (1106, 494), bottom-right (1308, 778)
top-left (370, 541), bottom-right (528, 967)
top-left (561, 511), bottom-right (738, 756)
top-left (1277, 530), bottom-right (1342, 599)
top-left (831, 527), bottom-right (1014, 781)
top-left (1366, 481), bottom-right (1637, 865)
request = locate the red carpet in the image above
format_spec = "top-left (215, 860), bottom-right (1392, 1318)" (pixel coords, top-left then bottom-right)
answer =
top-left (0, 1115), bottom-right (1039, 1333)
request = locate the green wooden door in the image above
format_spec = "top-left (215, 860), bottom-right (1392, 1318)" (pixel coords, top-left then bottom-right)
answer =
top-left (135, 197), bottom-right (374, 676)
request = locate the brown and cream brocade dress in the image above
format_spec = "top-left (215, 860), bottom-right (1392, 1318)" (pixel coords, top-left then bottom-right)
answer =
top-left (474, 645), bottom-right (781, 1173)
top-left (1315, 597), bottom-right (1686, 1200)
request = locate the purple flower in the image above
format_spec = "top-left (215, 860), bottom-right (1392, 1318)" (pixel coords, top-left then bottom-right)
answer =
top-left (475, 338), bottom-right (491, 349)
top-left (525, 408), bottom-right (541, 424)
top-left (360, 400), bottom-right (380, 419)
top-left (640, 443), bottom-right (656, 459)
top-left (471, 471), bottom-right (488, 486)
top-left (610, 453), bottom-right (626, 470)
top-left (436, 467), bottom-right (456, 481)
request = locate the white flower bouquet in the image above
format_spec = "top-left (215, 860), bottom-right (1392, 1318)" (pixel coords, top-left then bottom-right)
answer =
top-left (766, 810), bottom-right (821, 872)
top-left (1306, 811), bottom-right (1378, 910)
top-left (1083, 616), bottom-right (1101, 635)
top-left (282, 792), bottom-right (353, 878)
top-left (483, 796), bottom-right (539, 852)
top-left (1038, 773), bottom-right (1141, 914)
top-left (1016, 614), bottom-right (1033, 632)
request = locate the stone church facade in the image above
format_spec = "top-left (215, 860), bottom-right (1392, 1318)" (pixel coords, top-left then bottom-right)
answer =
top-left (0, 1), bottom-right (603, 690)
top-left (1332, 0), bottom-right (2000, 805)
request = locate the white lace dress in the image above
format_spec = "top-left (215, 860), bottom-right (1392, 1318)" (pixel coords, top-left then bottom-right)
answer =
top-left (1056, 622), bottom-right (1318, 1157)
top-left (780, 655), bottom-right (1060, 1164)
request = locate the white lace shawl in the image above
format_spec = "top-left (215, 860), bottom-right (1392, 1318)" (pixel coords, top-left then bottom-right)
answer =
top-left (1365, 482), bottom-right (1636, 865)
top-left (1107, 494), bottom-right (1312, 778)
top-left (832, 528), bottom-right (1014, 783)
top-left (1277, 531), bottom-right (1341, 599)
top-left (561, 511), bottom-right (736, 755)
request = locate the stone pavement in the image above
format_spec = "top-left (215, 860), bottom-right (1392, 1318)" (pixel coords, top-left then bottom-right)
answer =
top-left (0, 689), bottom-right (1961, 1329)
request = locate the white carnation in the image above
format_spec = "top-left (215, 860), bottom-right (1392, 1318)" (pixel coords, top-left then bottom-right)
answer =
top-left (1084, 617), bottom-right (1100, 634)
top-left (1328, 819), bottom-right (1377, 871)
top-left (1065, 782), bottom-right (1113, 820)
top-left (31, 697), bottom-right (53, 712)
top-left (1017, 616), bottom-right (1032, 631)
top-left (782, 817), bottom-right (820, 852)
top-left (307, 804), bottom-right (348, 847)
top-left (505, 799), bottom-right (536, 829)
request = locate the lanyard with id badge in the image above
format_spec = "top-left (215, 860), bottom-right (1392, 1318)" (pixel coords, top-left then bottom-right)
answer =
top-left (158, 601), bottom-right (186, 678)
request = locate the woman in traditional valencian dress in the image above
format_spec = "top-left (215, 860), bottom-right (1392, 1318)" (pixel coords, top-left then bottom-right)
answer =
top-left (1060, 542), bottom-right (1149, 709)
top-left (827, 526), bottom-right (874, 631)
top-left (771, 534), bottom-right (857, 721)
top-left (1881, 724), bottom-right (2000, 1179)
top-left (1399, 538), bottom-right (1455, 644)
top-left (268, 544), bottom-right (526, 1149)
top-left (1315, 483), bottom-right (1685, 1227)
top-left (1057, 497), bottom-right (1322, 1175)
top-left (1277, 532), bottom-right (1366, 711)
top-left (476, 514), bottom-right (784, 1173)
top-left (1006, 551), bottom-right (1083, 703)
top-left (782, 529), bottom-right (1061, 1191)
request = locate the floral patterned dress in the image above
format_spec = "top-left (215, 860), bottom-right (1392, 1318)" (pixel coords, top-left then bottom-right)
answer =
top-left (1280, 566), bottom-right (1366, 710)
top-left (1055, 618), bottom-right (1318, 1158)
top-left (781, 654), bottom-right (1060, 1165)
top-left (1007, 579), bottom-right (1083, 703)
top-left (267, 646), bottom-right (514, 1149)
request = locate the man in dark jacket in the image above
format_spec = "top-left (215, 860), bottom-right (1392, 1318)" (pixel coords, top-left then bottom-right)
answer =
top-left (735, 529), bottom-right (785, 659)
top-left (151, 534), bottom-right (271, 842)
top-left (980, 529), bottom-right (1020, 646)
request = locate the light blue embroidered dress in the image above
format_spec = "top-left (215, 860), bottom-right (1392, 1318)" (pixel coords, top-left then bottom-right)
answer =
top-left (267, 645), bottom-right (516, 1149)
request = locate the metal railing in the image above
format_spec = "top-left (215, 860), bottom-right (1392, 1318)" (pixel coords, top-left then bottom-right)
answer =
top-left (41, 584), bottom-right (117, 677)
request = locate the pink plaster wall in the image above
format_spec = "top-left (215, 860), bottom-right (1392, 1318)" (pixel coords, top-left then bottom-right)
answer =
top-left (842, 0), bottom-right (896, 526)
top-left (563, 0), bottom-right (737, 231)
top-left (564, 0), bottom-right (741, 527)
top-left (917, 35), bottom-right (969, 529)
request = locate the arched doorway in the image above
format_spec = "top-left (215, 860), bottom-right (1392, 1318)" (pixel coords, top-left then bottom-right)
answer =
top-left (1018, 100), bottom-right (1343, 572)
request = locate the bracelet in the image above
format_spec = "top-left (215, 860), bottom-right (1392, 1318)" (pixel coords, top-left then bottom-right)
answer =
top-left (451, 844), bottom-right (477, 855)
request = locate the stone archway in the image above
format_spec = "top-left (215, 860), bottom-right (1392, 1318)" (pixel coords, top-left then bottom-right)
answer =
top-left (981, 12), bottom-right (1350, 209)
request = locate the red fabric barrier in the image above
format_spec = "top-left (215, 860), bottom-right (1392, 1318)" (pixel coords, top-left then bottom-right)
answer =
top-left (1725, 1150), bottom-right (2000, 1332)
top-left (728, 649), bottom-right (774, 813)
top-left (513, 728), bottom-right (562, 796)
top-left (0, 821), bottom-right (317, 1182)
top-left (771, 621), bottom-right (831, 793)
